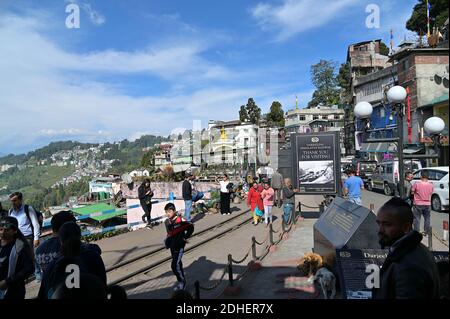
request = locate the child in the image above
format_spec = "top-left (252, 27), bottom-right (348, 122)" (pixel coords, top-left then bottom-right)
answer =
top-left (164, 203), bottom-right (194, 291)
top-left (261, 182), bottom-right (275, 226)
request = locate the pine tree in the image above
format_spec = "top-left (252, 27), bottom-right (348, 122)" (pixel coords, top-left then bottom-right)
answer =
top-left (245, 98), bottom-right (261, 125)
top-left (266, 101), bottom-right (285, 127)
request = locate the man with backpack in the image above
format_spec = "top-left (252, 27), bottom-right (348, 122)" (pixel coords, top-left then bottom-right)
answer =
top-left (8, 192), bottom-right (42, 281)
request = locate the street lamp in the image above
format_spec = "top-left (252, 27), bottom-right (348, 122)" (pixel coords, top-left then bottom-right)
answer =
top-left (424, 117), bottom-right (446, 154)
top-left (354, 85), bottom-right (444, 200)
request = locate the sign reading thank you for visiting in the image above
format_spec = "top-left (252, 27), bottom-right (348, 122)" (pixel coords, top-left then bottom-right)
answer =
top-left (291, 131), bottom-right (341, 195)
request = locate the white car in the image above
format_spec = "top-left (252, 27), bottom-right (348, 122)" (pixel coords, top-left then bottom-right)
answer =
top-left (411, 167), bottom-right (449, 211)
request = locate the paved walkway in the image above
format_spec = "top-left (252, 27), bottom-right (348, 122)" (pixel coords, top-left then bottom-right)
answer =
top-left (220, 194), bottom-right (324, 299)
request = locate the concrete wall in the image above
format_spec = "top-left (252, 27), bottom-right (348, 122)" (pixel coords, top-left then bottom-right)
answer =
top-left (415, 62), bottom-right (449, 107)
top-left (120, 181), bottom-right (219, 200)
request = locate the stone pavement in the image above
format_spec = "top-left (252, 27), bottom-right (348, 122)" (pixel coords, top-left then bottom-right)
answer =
top-left (221, 194), bottom-right (324, 299)
top-left (26, 201), bottom-right (251, 298)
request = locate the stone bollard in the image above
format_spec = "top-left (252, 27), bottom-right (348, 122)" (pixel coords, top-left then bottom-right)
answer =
top-left (224, 254), bottom-right (241, 296)
top-left (248, 237), bottom-right (262, 271)
top-left (443, 221), bottom-right (448, 241)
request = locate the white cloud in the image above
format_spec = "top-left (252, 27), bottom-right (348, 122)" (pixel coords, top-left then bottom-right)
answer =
top-left (80, 2), bottom-right (106, 26)
top-left (0, 11), bottom-right (307, 154)
top-left (65, 0), bottom-right (105, 26)
top-left (38, 128), bottom-right (84, 136)
top-left (251, 0), bottom-right (360, 41)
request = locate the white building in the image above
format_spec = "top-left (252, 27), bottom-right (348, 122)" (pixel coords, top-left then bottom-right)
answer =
top-left (285, 105), bottom-right (346, 154)
top-left (129, 169), bottom-right (150, 177)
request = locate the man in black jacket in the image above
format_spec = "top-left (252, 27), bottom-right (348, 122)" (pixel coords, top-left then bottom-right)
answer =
top-left (138, 179), bottom-right (155, 228)
top-left (182, 173), bottom-right (194, 222)
top-left (164, 203), bottom-right (194, 292)
top-left (373, 197), bottom-right (440, 299)
top-left (0, 216), bottom-right (34, 299)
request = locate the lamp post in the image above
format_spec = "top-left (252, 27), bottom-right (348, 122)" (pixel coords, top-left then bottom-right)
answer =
top-left (354, 85), bottom-right (444, 200)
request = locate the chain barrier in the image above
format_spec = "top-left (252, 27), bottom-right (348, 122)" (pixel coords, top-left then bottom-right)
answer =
top-left (235, 264), bottom-right (251, 281)
top-left (271, 224), bottom-right (281, 234)
top-left (254, 233), bottom-right (269, 246)
top-left (197, 206), bottom-right (300, 299)
top-left (230, 246), bottom-right (252, 264)
top-left (198, 264), bottom-right (228, 291)
top-left (300, 203), bottom-right (321, 209)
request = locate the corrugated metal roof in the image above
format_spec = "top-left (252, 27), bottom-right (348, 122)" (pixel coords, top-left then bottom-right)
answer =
top-left (72, 203), bottom-right (126, 222)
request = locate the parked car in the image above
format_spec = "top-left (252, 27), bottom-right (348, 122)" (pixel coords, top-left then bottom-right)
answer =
top-left (410, 167), bottom-right (449, 211)
top-left (354, 160), bottom-right (377, 187)
top-left (367, 160), bottom-right (423, 196)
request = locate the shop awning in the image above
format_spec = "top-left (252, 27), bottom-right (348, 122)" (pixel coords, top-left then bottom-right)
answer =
top-left (403, 148), bottom-right (423, 154)
top-left (360, 142), bottom-right (396, 153)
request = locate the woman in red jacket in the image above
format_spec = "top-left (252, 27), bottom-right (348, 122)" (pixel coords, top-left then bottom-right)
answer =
top-left (247, 182), bottom-right (264, 225)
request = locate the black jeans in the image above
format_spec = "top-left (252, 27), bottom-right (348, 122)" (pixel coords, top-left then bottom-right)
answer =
top-left (170, 247), bottom-right (185, 283)
top-left (220, 192), bottom-right (231, 214)
top-left (140, 201), bottom-right (152, 225)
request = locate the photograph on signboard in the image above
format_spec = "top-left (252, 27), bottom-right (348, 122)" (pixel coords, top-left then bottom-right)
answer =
top-left (298, 160), bottom-right (334, 184)
top-left (291, 132), bottom-right (341, 195)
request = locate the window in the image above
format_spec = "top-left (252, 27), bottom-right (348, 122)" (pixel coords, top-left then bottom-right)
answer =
top-left (380, 108), bottom-right (385, 118)
top-left (402, 59), bottom-right (410, 71)
top-left (386, 165), bottom-right (393, 174)
top-left (434, 170), bottom-right (448, 181)
top-left (413, 170), bottom-right (422, 179)
top-left (299, 115), bottom-right (306, 121)
top-left (313, 115), bottom-right (319, 120)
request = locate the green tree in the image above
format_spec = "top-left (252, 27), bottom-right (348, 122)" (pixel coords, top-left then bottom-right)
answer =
top-left (336, 62), bottom-right (352, 105)
top-left (379, 42), bottom-right (390, 56)
top-left (239, 105), bottom-right (249, 123)
top-left (141, 149), bottom-right (155, 169)
top-left (266, 101), bottom-right (285, 127)
top-left (245, 98), bottom-right (261, 125)
top-left (308, 60), bottom-right (340, 108)
top-left (406, 0), bottom-right (448, 35)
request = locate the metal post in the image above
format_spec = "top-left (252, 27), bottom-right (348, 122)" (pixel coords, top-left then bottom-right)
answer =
top-left (227, 254), bottom-right (234, 287)
top-left (194, 281), bottom-right (200, 299)
top-left (251, 236), bottom-right (257, 261)
top-left (269, 223), bottom-right (274, 246)
top-left (298, 202), bottom-right (302, 218)
top-left (319, 202), bottom-right (324, 215)
top-left (397, 103), bottom-right (405, 200)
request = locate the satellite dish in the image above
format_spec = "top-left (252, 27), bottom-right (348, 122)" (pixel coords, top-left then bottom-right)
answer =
top-left (121, 173), bottom-right (132, 184)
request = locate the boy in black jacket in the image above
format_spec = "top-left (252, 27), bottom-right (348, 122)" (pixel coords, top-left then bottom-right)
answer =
top-left (164, 203), bottom-right (194, 291)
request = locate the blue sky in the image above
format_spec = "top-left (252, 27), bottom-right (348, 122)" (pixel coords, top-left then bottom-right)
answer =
top-left (0, 0), bottom-right (418, 154)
